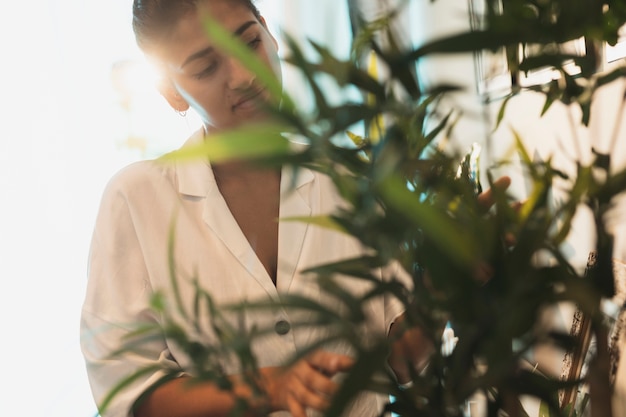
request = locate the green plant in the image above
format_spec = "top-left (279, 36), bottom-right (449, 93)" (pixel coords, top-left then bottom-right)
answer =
top-left (100, 1), bottom-right (626, 416)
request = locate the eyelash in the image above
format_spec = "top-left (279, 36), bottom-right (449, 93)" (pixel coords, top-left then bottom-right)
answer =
top-left (248, 36), bottom-right (261, 49)
top-left (195, 62), bottom-right (218, 79)
top-left (193, 36), bottom-right (262, 80)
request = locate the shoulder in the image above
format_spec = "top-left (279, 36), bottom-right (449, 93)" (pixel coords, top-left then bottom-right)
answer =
top-left (102, 159), bottom-right (178, 202)
top-left (90, 161), bottom-right (180, 232)
top-left (102, 128), bottom-right (206, 200)
top-left (107, 129), bottom-right (203, 192)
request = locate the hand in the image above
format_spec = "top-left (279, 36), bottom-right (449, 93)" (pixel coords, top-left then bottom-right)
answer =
top-left (260, 350), bottom-right (354, 417)
top-left (476, 175), bottom-right (511, 211)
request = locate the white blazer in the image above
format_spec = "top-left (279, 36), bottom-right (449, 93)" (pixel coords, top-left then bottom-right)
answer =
top-left (81, 130), bottom-right (407, 417)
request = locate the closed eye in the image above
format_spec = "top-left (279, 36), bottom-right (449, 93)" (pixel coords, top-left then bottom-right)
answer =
top-left (248, 36), bottom-right (261, 49)
top-left (191, 33), bottom-right (261, 79)
top-left (194, 61), bottom-right (219, 79)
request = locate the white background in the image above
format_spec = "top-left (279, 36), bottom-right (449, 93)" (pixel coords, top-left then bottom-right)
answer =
top-left (0, 2), bottom-right (177, 416)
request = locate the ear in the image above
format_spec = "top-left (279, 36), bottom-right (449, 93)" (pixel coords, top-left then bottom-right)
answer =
top-left (157, 77), bottom-right (190, 112)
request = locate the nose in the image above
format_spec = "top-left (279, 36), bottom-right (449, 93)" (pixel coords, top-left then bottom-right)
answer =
top-left (226, 56), bottom-right (256, 91)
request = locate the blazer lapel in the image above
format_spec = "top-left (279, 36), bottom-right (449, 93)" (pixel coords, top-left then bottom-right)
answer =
top-left (201, 175), bottom-right (280, 300)
top-left (174, 133), bottom-right (280, 300)
top-left (277, 166), bottom-right (315, 293)
top-left (175, 135), bottom-right (316, 299)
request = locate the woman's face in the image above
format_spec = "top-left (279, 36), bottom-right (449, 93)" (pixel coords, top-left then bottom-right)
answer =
top-left (157, 0), bottom-right (281, 131)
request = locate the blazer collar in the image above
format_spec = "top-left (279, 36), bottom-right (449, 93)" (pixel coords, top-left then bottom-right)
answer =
top-left (175, 129), bottom-right (315, 198)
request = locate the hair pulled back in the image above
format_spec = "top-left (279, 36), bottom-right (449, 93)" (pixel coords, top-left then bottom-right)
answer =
top-left (132, 0), bottom-right (262, 53)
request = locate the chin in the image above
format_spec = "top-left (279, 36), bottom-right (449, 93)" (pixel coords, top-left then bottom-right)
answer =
top-left (237, 109), bottom-right (273, 124)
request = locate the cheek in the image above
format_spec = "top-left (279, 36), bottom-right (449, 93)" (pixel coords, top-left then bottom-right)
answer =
top-left (262, 43), bottom-right (282, 80)
top-left (179, 84), bottom-right (226, 121)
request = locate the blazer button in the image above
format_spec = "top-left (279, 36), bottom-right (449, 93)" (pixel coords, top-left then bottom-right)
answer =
top-left (274, 320), bottom-right (291, 335)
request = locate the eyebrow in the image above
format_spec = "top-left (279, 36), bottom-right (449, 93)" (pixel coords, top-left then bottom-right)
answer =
top-left (181, 20), bottom-right (259, 68)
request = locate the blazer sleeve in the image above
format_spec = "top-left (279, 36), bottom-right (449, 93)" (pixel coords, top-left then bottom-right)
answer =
top-left (80, 168), bottom-right (179, 417)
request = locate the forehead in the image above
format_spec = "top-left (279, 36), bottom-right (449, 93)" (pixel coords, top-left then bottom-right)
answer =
top-left (157, 0), bottom-right (259, 69)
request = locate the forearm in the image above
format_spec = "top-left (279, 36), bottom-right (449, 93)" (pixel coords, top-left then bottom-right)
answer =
top-left (134, 374), bottom-right (270, 417)
top-left (134, 350), bottom-right (354, 417)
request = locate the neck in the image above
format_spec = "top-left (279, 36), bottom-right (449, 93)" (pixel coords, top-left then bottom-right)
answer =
top-left (202, 124), bottom-right (282, 181)
top-left (212, 160), bottom-right (280, 183)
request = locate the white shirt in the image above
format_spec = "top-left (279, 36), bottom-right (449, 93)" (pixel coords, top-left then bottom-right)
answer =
top-left (81, 131), bottom-right (406, 417)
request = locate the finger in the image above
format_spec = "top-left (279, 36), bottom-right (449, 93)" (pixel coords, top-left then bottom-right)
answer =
top-left (308, 351), bottom-right (354, 375)
top-left (289, 370), bottom-right (333, 411)
top-left (300, 363), bottom-right (339, 397)
top-left (477, 176), bottom-right (511, 210)
top-left (287, 395), bottom-right (309, 417)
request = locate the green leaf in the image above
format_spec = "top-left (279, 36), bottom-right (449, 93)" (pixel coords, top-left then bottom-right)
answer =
top-left (302, 255), bottom-right (384, 280)
top-left (282, 34), bottom-right (332, 116)
top-left (159, 124), bottom-right (291, 164)
top-left (279, 215), bottom-right (348, 233)
top-left (376, 174), bottom-right (475, 267)
top-left (308, 39), bottom-right (386, 99)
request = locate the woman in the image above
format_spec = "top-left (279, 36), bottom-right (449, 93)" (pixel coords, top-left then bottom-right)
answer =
top-left (80, 1), bottom-right (433, 416)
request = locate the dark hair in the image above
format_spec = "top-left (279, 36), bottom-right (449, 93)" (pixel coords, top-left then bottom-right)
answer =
top-left (132, 0), bottom-right (262, 53)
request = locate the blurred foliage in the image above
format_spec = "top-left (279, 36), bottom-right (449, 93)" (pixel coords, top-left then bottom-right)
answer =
top-left (100, 1), bottom-right (626, 416)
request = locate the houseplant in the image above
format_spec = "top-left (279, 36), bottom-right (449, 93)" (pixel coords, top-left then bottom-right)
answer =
top-left (99, 1), bottom-right (626, 416)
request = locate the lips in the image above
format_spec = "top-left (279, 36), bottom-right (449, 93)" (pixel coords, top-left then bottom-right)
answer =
top-left (232, 88), bottom-right (266, 112)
